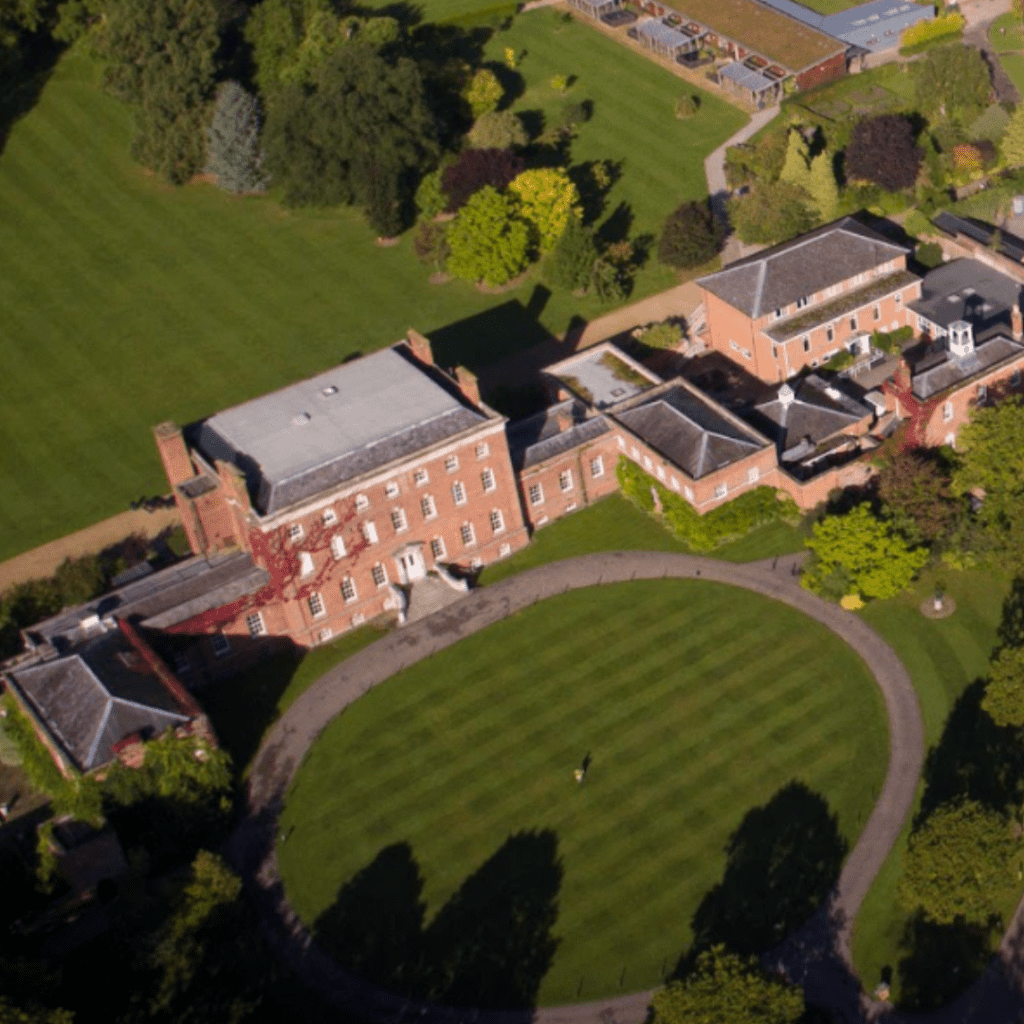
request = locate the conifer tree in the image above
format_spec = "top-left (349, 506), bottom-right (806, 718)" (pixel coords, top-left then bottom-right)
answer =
top-left (807, 151), bottom-right (838, 220)
top-left (206, 82), bottom-right (266, 194)
top-left (778, 129), bottom-right (811, 192)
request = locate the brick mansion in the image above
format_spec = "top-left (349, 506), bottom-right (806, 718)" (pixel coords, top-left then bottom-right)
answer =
top-left (10, 214), bottom-right (1024, 715)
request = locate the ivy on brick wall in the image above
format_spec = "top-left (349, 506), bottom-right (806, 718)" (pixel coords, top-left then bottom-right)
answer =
top-left (616, 458), bottom-right (799, 552)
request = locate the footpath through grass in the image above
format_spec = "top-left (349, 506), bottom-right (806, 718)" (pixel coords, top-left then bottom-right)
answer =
top-left (0, 17), bottom-right (743, 562)
top-left (278, 578), bottom-right (887, 1005)
top-left (852, 567), bottom-right (1011, 1007)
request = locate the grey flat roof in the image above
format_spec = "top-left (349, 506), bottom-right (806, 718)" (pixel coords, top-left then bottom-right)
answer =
top-left (911, 335), bottom-right (1024, 399)
top-left (933, 212), bottom-right (1024, 263)
top-left (908, 259), bottom-right (1023, 338)
top-left (698, 217), bottom-right (908, 320)
top-left (8, 631), bottom-right (192, 772)
top-left (550, 347), bottom-right (660, 410)
top-left (636, 17), bottom-right (691, 48)
top-left (756, 0), bottom-right (934, 52)
top-left (614, 383), bottom-right (767, 479)
top-left (197, 348), bottom-right (486, 515)
top-left (720, 61), bottom-right (778, 93)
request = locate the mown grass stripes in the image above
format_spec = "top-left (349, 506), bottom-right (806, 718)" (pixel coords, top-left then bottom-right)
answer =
top-left (279, 579), bottom-right (887, 1004)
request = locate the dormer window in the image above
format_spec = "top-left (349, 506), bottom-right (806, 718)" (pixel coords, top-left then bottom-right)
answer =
top-left (796, 296), bottom-right (809, 309)
top-left (773, 308), bottom-right (782, 320)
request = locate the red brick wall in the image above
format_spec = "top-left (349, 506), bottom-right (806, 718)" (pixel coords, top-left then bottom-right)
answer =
top-left (796, 51), bottom-right (847, 92)
top-left (922, 357), bottom-right (1024, 448)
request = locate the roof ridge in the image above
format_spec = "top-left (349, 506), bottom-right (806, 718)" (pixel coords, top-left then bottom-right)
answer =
top-left (752, 261), bottom-right (768, 319)
top-left (85, 699), bottom-right (114, 771)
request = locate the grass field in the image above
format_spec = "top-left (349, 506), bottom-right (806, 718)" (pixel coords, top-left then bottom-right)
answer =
top-left (278, 579), bottom-right (888, 1005)
top-left (0, 17), bottom-right (744, 563)
top-left (997, 52), bottom-right (1024, 99)
top-left (852, 567), bottom-right (1012, 1006)
top-left (990, 11), bottom-right (1024, 51)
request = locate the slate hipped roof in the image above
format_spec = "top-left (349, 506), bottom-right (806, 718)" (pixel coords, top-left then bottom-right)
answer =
top-left (911, 335), bottom-right (1024, 400)
top-left (613, 381), bottom-right (769, 478)
top-left (6, 627), bottom-right (195, 773)
top-left (909, 259), bottom-right (1023, 339)
top-left (698, 217), bottom-right (909, 320)
top-left (507, 400), bottom-right (612, 471)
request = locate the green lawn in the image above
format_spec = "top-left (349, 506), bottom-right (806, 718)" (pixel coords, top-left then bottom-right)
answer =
top-left (997, 52), bottom-right (1024, 98)
top-left (851, 567), bottom-right (1012, 1007)
top-left (990, 11), bottom-right (1024, 51)
top-left (481, 494), bottom-right (806, 584)
top-left (794, 0), bottom-right (865, 14)
top-left (279, 579), bottom-right (888, 1005)
top-left (0, 19), bottom-right (743, 563)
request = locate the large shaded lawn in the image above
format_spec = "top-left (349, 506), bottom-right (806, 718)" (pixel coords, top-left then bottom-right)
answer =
top-left (852, 567), bottom-right (1012, 1007)
top-left (279, 579), bottom-right (888, 1005)
top-left (0, 17), bottom-right (743, 563)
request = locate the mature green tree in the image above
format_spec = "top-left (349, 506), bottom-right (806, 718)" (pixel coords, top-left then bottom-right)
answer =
top-left (245, 0), bottom-right (339, 96)
top-left (544, 215), bottom-right (597, 291)
top-left (657, 199), bottom-right (721, 269)
top-left (728, 180), bottom-right (815, 245)
top-left (141, 851), bottom-right (268, 1024)
top-left (846, 114), bottom-right (921, 192)
top-left (463, 67), bottom-right (503, 119)
top-left (982, 646), bottom-right (1024, 728)
top-left (650, 946), bottom-right (804, 1024)
top-left (877, 446), bottom-right (963, 546)
top-left (262, 43), bottom-right (438, 218)
top-left (467, 109), bottom-right (528, 149)
top-left (0, 996), bottom-right (74, 1024)
top-left (804, 503), bottom-right (929, 600)
top-left (915, 44), bottom-right (991, 122)
top-left (446, 185), bottom-right (530, 286)
top-left (806, 151), bottom-right (838, 220)
top-left (205, 81), bottom-right (266, 194)
top-left (899, 800), bottom-right (1019, 925)
top-left (101, 0), bottom-right (220, 184)
top-left (952, 398), bottom-right (1024, 565)
top-left (508, 167), bottom-right (580, 255)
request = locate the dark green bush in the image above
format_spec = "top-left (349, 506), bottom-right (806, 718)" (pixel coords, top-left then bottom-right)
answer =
top-left (617, 458), bottom-right (798, 551)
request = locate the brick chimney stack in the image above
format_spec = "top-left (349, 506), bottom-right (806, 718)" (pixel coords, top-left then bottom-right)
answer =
top-left (555, 407), bottom-right (573, 432)
top-left (454, 365), bottom-right (482, 407)
top-left (1013, 303), bottom-right (1023, 342)
top-left (406, 328), bottom-right (434, 366)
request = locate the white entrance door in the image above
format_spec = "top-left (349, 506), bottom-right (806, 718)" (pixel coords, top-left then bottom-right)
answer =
top-left (396, 549), bottom-right (425, 583)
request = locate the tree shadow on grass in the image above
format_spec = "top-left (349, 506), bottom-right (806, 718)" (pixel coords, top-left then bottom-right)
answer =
top-left (686, 781), bottom-right (848, 964)
top-left (916, 679), bottom-right (1024, 823)
top-left (313, 829), bottom-right (562, 1009)
top-left (0, 34), bottom-right (63, 160)
top-left (897, 911), bottom-right (998, 1011)
top-left (428, 298), bottom-right (556, 372)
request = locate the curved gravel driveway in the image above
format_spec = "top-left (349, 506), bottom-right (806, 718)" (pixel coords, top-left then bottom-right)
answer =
top-left (227, 551), bottom-right (924, 1024)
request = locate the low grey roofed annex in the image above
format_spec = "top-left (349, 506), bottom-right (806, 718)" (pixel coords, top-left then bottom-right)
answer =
top-left (196, 347), bottom-right (486, 515)
top-left (745, 374), bottom-right (873, 460)
top-left (507, 400), bottom-right (611, 471)
top-left (911, 335), bottom-right (1024, 400)
top-left (7, 631), bottom-right (193, 772)
top-left (698, 217), bottom-right (908, 320)
top-left (908, 258), bottom-right (1022, 339)
top-left (613, 383), bottom-right (768, 478)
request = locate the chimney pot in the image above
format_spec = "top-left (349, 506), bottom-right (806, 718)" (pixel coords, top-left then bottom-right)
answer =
top-left (1013, 304), bottom-right (1023, 342)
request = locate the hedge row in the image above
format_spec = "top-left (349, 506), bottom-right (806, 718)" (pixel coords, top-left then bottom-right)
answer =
top-left (899, 12), bottom-right (964, 55)
top-left (616, 458), bottom-right (799, 551)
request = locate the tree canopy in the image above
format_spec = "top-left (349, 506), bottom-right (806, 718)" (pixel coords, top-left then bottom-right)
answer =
top-left (101, 0), bottom-right (220, 184)
top-left (467, 109), bottom-right (528, 150)
top-left (846, 115), bottom-right (921, 193)
top-left (1002, 104), bottom-right (1024, 168)
top-left (508, 167), bottom-right (580, 255)
top-left (728, 181), bottom-right (815, 246)
top-left (915, 44), bottom-right (991, 123)
top-left (657, 199), bottom-right (721, 269)
top-left (544, 215), bottom-right (597, 292)
top-left (446, 186), bottom-right (530, 287)
top-left (804, 503), bottom-right (929, 600)
top-left (262, 43), bottom-right (439, 219)
top-left (650, 946), bottom-right (804, 1024)
top-left (877, 445), bottom-right (963, 547)
top-left (806, 151), bottom-right (838, 220)
top-left (982, 646), bottom-right (1024, 728)
top-left (206, 81), bottom-right (266, 194)
top-left (898, 800), bottom-right (1019, 925)
top-left (441, 147), bottom-right (524, 212)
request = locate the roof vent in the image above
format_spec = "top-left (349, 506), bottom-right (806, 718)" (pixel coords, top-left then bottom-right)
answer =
top-left (79, 614), bottom-right (101, 633)
top-left (293, 412), bottom-right (311, 426)
top-left (824, 386), bottom-right (842, 400)
top-left (778, 383), bottom-right (795, 405)
top-left (321, 385), bottom-right (338, 397)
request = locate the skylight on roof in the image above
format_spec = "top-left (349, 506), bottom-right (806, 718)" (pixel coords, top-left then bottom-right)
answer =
top-left (321, 385), bottom-right (338, 397)
top-left (293, 413), bottom-right (311, 426)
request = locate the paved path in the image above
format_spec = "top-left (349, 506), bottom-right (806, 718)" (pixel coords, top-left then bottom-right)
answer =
top-left (0, 505), bottom-right (181, 592)
top-left (228, 550), bottom-right (924, 1024)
